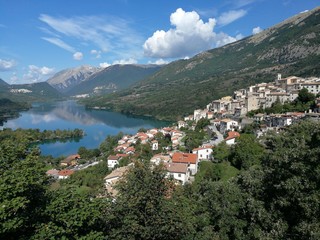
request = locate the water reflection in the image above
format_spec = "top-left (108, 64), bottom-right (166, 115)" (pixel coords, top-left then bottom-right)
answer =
top-left (3, 100), bottom-right (168, 157)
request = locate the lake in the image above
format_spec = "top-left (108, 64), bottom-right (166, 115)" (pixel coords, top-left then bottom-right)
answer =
top-left (2, 100), bottom-right (169, 157)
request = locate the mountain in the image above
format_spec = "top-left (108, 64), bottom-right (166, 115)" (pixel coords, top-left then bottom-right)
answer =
top-left (0, 78), bottom-right (9, 87)
top-left (0, 82), bottom-right (65, 102)
top-left (47, 65), bottom-right (99, 93)
top-left (66, 64), bottom-right (162, 96)
top-left (83, 7), bottom-right (320, 121)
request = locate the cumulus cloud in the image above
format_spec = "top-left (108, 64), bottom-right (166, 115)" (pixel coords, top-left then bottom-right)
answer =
top-left (112, 58), bottom-right (137, 65)
top-left (99, 58), bottom-right (138, 68)
top-left (144, 8), bottom-right (218, 58)
top-left (73, 52), bottom-right (83, 60)
top-left (217, 9), bottom-right (247, 26)
top-left (215, 32), bottom-right (243, 47)
top-left (143, 8), bottom-right (245, 59)
top-left (91, 49), bottom-right (102, 58)
top-left (0, 59), bottom-right (16, 71)
top-left (23, 65), bottom-right (55, 82)
top-left (252, 26), bottom-right (263, 35)
top-left (10, 74), bottom-right (19, 84)
top-left (148, 59), bottom-right (169, 65)
top-left (99, 62), bottom-right (111, 68)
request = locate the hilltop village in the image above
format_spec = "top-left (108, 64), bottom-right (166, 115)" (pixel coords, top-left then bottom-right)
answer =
top-left (47, 74), bottom-right (320, 195)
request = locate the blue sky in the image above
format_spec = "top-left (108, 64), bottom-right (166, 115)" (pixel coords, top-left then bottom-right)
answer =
top-left (0, 0), bottom-right (319, 84)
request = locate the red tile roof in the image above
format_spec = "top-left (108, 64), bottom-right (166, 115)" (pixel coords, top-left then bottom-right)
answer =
top-left (172, 152), bottom-right (197, 164)
top-left (108, 155), bottom-right (120, 160)
top-left (58, 169), bottom-right (74, 176)
top-left (225, 131), bottom-right (240, 141)
top-left (116, 153), bottom-right (129, 158)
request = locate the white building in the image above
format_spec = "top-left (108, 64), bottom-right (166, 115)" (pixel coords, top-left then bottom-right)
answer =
top-left (151, 140), bottom-right (159, 151)
top-left (192, 146), bottom-right (213, 161)
top-left (172, 152), bottom-right (198, 175)
top-left (107, 155), bottom-right (120, 169)
top-left (165, 163), bottom-right (190, 185)
top-left (219, 119), bottom-right (239, 133)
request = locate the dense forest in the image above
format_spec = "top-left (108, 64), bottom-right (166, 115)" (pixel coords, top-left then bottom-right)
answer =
top-left (0, 120), bottom-right (319, 239)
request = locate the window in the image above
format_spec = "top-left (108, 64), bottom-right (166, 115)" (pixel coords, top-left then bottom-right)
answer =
top-left (178, 174), bottom-right (181, 177)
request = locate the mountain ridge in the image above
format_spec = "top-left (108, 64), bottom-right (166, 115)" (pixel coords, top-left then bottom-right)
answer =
top-left (65, 64), bottom-right (162, 96)
top-left (0, 81), bottom-right (65, 102)
top-left (46, 65), bottom-right (99, 93)
top-left (82, 6), bottom-right (320, 121)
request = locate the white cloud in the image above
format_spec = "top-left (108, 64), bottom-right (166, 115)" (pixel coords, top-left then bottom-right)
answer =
top-left (112, 58), bottom-right (137, 65)
top-left (10, 74), bottom-right (19, 84)
top-left (39, 14), bottom-right (143, 60)
top-left (252, 26), bottom-right (263, 35)
top-left (214, 32), bottom-right (243, 47)
top-left (217, 9), bottom-right (247, 26)
top-left (99, 58), bottom-right (137, 68)
top-left (99, 62), bottom-right (111, 68)
top-left (234, 0), bottom-right (257, 8)
top-left (73, 52), bottom-right (83, 60)
top-left (23, 65), bottom-right (55, 82)
top-left (148, 59), bottom-right (169, 65)
top-left (143, 8), bottom-right (243, 59)
top-left (143, 8), bottom-right (217, 58)
top-left (42, 37), bottom-right (75, 52)
top-left (91, 49), bottom-right (102, 58)
top-left (0, 59), bottom-right (16, 71)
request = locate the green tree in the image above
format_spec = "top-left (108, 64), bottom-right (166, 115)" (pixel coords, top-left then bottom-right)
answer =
top-left (230, 134), bottom-right (265, 170)
top-left (33, 186), bottom-right (108, 239)
top-left (109, 161), bottom-right (192, 239)
top-left (0, 143), bottom-right (48, 239)
top-left (195, 161), bottom-right (222, 183)
top-left (295, 88), bottom-right (315, 104)
top-left (262, 120), bottom-right (320, 239)
top-left (195, 118), bottom-right (210, 132)
top-left (212, 141), bottom-right (231, 162)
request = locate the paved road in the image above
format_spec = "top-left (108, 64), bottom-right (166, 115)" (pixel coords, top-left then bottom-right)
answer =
top-left (204, 125), bottom-right (224, 146)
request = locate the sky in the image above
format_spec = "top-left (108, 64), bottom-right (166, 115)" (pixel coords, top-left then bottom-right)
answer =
top-left (0, 0), bottom-right (319, 84)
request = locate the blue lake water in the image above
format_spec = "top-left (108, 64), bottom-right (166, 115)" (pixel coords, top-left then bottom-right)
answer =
top-left (2, 100), bottom-right (169, 157)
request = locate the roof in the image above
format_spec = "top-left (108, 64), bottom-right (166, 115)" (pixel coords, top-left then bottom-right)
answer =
top-left (58, 169), bottom-right (74, 176)
top-left (124, 147), bottom-right (135, 153)
top-left (269, 92), bottom-right (288, 96)
top-left (172, 152), bottom-right (197, 164)
top-left (150, 154), bottom-right (171, 163)
top-left (193, 146), bottom-right (213, 151)
top-left (61, 154), bottom-right (80, 163)
top-left (104, 166), bottom-right (129, 180)
top-left (108, 155), bottom-right (120, 160)
top-left (165, 163), bottom-right (188, 174)
top-left (116, 153), bottom-right (129, 158)
top-left (225, 131), bottom-right (240, 141)
top-left (46, 169), bottom-right (59, 175)
top-left (220, 118), bottom-right (234, 123)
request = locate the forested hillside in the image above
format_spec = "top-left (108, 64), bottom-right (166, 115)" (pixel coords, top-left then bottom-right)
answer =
top-left (0, 82), bottom-right (65, 103)
top-left (0, 98), bottom-right (30, 125)
top-left (1, 120), bottom-right (319, 239)
top-left (83, 7), bottom-right (320, 120)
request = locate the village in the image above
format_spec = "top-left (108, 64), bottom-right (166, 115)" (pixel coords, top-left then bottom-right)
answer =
top-left (46, 74), bottom-right (320, 196)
